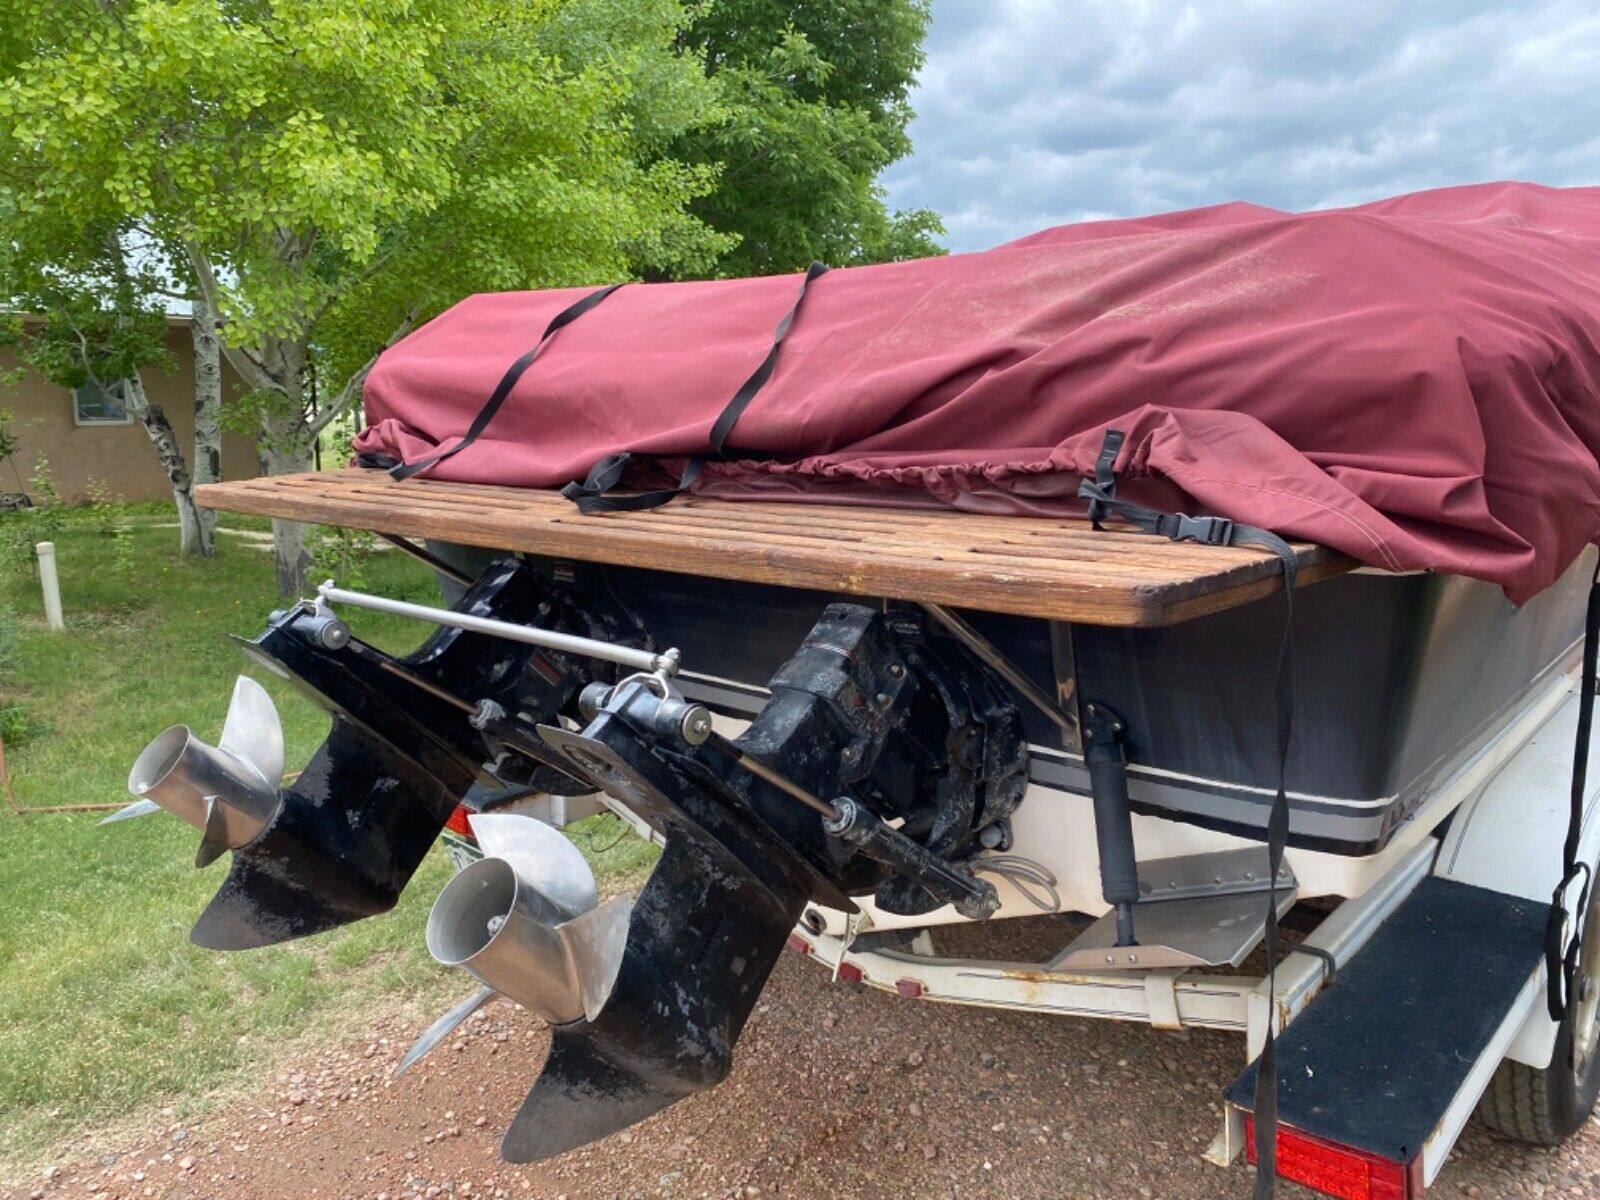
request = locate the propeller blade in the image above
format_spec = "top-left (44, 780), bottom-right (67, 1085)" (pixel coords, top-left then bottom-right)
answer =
top-left (467, 811), bottom-right (598, 921)
top-left (99, 799), bottom-right (161, 825)
top-left (393, 987), bottom-right (496, 1079)
top-left (124, 674), bottom-right (283, 853)
top-left (563, 897), bottom-right (633, 1023)
top-left (217, 675), bottom-right (285, 788)
top-left (194, 797), bottom-right (231, 869)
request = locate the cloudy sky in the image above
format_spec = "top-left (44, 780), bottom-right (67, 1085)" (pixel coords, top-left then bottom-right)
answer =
top-left (881, 0), bottom-right (1600, 252)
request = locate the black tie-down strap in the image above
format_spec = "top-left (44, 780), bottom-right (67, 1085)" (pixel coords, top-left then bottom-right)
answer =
top-left (388, 283), bottom-right (624, 482)
top-left (1076, 428), bottom-right (1297, 1198)
top-left (563, 261), bottom-right (829, 514)
top-left (1546, 561), bottom-right (1600, 1024)
top-left (562, 452), bottom-right (704, 515)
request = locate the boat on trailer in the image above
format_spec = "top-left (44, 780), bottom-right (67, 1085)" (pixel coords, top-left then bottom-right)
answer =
top-left (106, 466), bottom-right (1597, 1200)
top-left (112, 184), bottom-right (1600, 1198)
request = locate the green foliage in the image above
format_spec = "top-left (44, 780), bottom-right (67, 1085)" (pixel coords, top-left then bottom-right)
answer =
top-left (309, 523), bottom-right (377, 591)
top-left (0, 237), bottom-right (175, 400)
top-left (671, 0), bottom-right (944, 275)
top-left (0, 0), bottom-right (733, 409)
top-left (0, 605), bottom-right (13, 675)
top-left (0, 699), bottom-right (48, 748)
top-left (0, 605), bottom-right (43, 749)
top-left (0, 405), bottom-right (18, 463)
top-left (27, 452), bottom-right (59, 510)
top-left (0, 452), bottom-right (64, 573)
top-left (0, 701), bottom-right (29, 744)
top-left (83, 479), bottom-right (136, 581)
top-left (0, 515), bottom-right (29, 574)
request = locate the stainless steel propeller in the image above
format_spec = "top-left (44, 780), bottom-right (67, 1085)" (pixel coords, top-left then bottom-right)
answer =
top-left (107, 675), bottom-right (285, 866)
top-left (397, 813), bottom-right (632, 1078)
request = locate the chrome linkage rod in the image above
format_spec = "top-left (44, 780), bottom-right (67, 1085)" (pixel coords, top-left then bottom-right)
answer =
top-left (315, 581), bottom-right (679, 677)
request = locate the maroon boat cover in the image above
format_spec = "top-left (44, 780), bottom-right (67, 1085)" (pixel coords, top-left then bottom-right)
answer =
top-left (357, 182), bottom-right (1600, 603)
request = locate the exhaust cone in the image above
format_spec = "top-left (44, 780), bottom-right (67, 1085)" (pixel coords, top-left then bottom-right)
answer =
top-left (121, 676), bottom-right (285, 867)
top-left (426, 814), bottom-right (630, 1027)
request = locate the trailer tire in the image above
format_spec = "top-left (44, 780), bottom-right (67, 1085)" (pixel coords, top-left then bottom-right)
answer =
top-left (1477, 1019), bottom-right (1600, 1145)
top-left (1479, 890), bottom-right (1600, 1145)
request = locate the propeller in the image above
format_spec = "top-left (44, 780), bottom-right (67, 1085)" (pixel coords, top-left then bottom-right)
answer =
top-left (109, 675), bottom-right (285, 867)
top-left (397, 814), bottom-right (631, 1077)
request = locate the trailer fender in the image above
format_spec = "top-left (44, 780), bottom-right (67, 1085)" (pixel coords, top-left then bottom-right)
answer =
top-left (1434, 679), bottom-right (1600, 1068)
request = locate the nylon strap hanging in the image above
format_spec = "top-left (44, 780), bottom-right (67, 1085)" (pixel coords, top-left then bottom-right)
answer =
top-left (561, 261), bottom-right (829, 514)
top-left (389, 282), bottom-right (623, 482)
top-left (708, 259), bottom-right (829, 455)
top-left (1077, 429), bottom-right (1297, 1199)
top-left (1545, 560), bottom-right (1600, 1023)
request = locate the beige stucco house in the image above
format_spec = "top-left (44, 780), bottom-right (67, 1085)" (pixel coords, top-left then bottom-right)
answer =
top-left (0, 316), bottom-right (259, 503)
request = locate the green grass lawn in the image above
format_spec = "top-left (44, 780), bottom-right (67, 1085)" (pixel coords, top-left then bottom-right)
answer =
top-left (0, 512), bottom-right (654, 1172)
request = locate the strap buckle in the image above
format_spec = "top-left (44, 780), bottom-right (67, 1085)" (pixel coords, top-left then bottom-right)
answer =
top-left (1078, 429), bottom-right (1127, 531)
top-left (1160, 513), bottom-right (1236, 546)
top-left (1075, 479), bottom-right (1113, 529)
top-left (1546, 860), bottom-right (1594, 1021)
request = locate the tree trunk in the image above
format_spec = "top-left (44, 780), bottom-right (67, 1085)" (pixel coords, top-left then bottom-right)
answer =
top-left (122, 374), bottom-right (204, 553)
top-left (265, 436), bottom-right (314, 596)
top-left (189, 292), bottom-right (222, 558)
top-left (259, 335), bottom-right (315, 596)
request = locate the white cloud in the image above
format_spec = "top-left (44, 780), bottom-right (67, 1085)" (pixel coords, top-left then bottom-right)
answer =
top-left (884, 0), bottom-right (1600, 251)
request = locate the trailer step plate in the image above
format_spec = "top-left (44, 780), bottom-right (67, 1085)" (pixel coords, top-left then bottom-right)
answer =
top-left (1226, 877), bottom-right (1547, 1169)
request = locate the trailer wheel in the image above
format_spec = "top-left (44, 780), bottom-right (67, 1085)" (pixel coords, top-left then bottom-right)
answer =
top-left (1478, 890), bottom-right (1600, 1145)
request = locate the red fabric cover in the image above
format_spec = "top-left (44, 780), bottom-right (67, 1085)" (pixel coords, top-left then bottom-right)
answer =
top-left (357, 182), bottom-right (1600, 603)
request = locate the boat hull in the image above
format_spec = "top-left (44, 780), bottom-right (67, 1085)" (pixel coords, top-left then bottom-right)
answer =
top-left (430, 542), bottom-right (1593, 860)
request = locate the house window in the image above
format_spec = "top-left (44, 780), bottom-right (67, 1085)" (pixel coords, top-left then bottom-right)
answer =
top-left (71, 379), bottom-right (132, 426)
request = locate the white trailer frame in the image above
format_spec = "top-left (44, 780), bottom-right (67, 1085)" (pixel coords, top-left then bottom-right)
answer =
top-left (439, 671), bottom-right (1600, 1192)
top-left (777, 671), bottom-right (1600, 1190)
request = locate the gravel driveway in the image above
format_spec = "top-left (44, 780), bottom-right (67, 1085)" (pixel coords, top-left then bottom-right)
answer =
top-left (7, 943), bottom-right (1599, 1200)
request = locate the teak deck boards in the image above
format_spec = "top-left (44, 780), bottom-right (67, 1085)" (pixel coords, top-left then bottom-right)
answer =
top-left (196, 470), bottom-right (1354, 628)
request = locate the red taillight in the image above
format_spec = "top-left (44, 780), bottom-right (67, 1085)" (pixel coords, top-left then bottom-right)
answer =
top-left (1244, 1116), bottom-right (1419, 1200)
top-left (836, 961), bottom-right (864, 984)
top-left (785, 934), bottom-right (812, 956)
top-left (894, 978), bottom-right (924, 998)
top-left (444, 805), bottom-right (472, 836)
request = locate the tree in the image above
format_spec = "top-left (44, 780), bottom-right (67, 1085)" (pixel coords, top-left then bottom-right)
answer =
top-left (0, 231), bottom-right (219, 555)
top-left (673, 0), bottom-right (944, 277)
top-left (189, 290), bottom-right (223, 553)
top-left (0, 0), bottom-right (729, 594)
top-left (0, 404), bottom-right (21, 494)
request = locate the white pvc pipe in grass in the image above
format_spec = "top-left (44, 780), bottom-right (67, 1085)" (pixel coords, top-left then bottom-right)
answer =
top-left (35, 541), bottom-right (64, 631)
